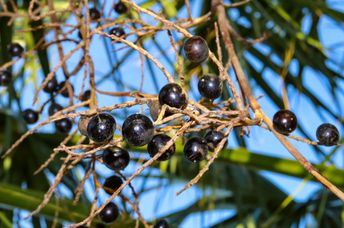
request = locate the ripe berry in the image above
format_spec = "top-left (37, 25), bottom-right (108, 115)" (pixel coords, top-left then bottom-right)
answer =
top-left (43, 77), bottom-right (58, 93)
top-left (0, 70), bottom-right (12, 86)
top-left (102, 146), bottom-right (130, 170)
top-left (99, 202), bottom-right (119, 224)
top-left (316, 123), bottom-right (339, 146)
top-left (147, 134), bottom-right (175, 161)
top-left (58, 81), bottom-right (74, 98)
top-left (183, 36), bottom-right (209, 64)
top-left (204, 130), bottom-right (227, 152)
top-left (198, 75), bottom-right (223, 100)
top-left (22, 109), bottom-right (39, 124)
top-left (122, 114), bottom-right (154, 146)
top-left (158, 83), bottom-right (187, 109)
top-left (8, 42), bottom-right (24, 57)
top-left (48, 103), bottom-right (63, 116)
top-left (55, 118), bottom-right (72, 133)
top-left (184, 137), bottom-right (208, 162)
top-left (154, 219), bottom-right (169, 228)
top-left (272, 110), bottom-right (297, 135)
top-left (87, 113), bottom-right (116, 143)
top-left (103, 175), bottom-right (123, 195)
top-left (113, 1), bottom-right (127, 14)
top-left (109, 27), bottom-right (125, 38)
top-left (89, 8), bottom-right (101, 21)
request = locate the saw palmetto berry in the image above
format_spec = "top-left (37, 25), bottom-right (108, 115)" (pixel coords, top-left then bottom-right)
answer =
top-left (8, 42), bottom-right (24, 57)
top-left (89, 8), bottom-right (101, 21)
top-left (43, 77), bottom-right (58, 94)
top-left (158, 83), bottom-right (187, 110)
top-left (198, 75), bottom-right (223, 100)
top-left (99, 202), bottom-right (119, 224)
top-left (184, 137), bottom-right (208, 162)
top-left (109, 27), bottom-right (125, 38)
top-left (147, 134), bottom-right (175, 161)
top-left (204, 130), bottom-right (227, 152)
top-left (22, 109), bottom-right (39, 124)
top-left (57, 81), bottom-right (74, 98)
top-left (55, 118), bottom-right (72, 133)
top-left (154, 219), bottom-right (170, 228)
top-left (103, 175), bottom-right (123, 195)
top-left (87, 113), bottom-right (116, 143)
top-left (122, 114), bottom-right (154, 146)
top-left (0, 70), bottom-right (12, 86)
top-left (316, 123), bottom-right (339, 146)
top-left (272, 110), bottom-right (297, 135)
top-left (102, 146), bottom-right (130, 170)
top-left (113, 1), bottom-right (127, 14)
top-left (48, 103), bottom-right (63, 116)
top-left (183, 36), bottom-right (209, 64)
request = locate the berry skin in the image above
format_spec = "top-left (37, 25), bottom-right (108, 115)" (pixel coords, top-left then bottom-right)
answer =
top-left (22, 109), bottom-right (39, 124)
top-left (103, 175), bottom-right (123, 195)
top-left (43, 77), bottom-right (58, 94)
top-left (8, 42), bottom-right (24, 57)
top-left (102, 146), bottom-right (130, 170)
top-left (184, 137), bottom-right (208, 162)
top-left (109, 27), bottom-right (125, 38)
top-left (89, 8), bottom-right (101, 21)
top-left (80, 90), bottom-right (91, 102)
top-left (55, 118), bottom-right (72, 133)
top-left (158, 83), bottom-right (187, 109)
top-left (154, 219), bottom-right (169, 228)
top-left (0, 70), bottom-right (12, 86)
top-left (183, 36), bottom-right (209, 64)
top-left (58, 81), bottom-right (74, 98)
top-left (272, 110), bottom-right (297, 135)
top-left (198, 75), bottom-right (223, 100)
top-left (99, 202), bottom-right (119, 224)
top-left (147, 134), bottom-right (175, 161)
top-left (87, 113), bottom-right (116, 143)
top-left (204, 130), bottom-right (227, 152)
top-left (316, 123), bottom-right (339, 146)
top-left (114, 1), bottom-right (127, 14)
top-left (122, 114), bottom-right (154, 146)
top-left (48, 103), bottom-right (63, 116)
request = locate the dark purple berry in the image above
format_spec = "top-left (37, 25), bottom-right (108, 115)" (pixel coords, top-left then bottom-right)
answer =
top-left (109, 27), bottom-right (125, 38)
top-left (87, 113), bottom-right (116, 143)
top-left (147, 134), bottom-right (175, 161)
top-left (58, 81), bottom-right (74, 98)
top-left (8, 42), bottom-right (24, 57)
top-left (103, 175), bottom-right (123, 195)
top-left (122, 114), bottom-right (154, 146)
top-left (113, 1), bottom-right (127, 14)
top-left (0, 70), bottom-right (12, 86)
top-left (22, 109), bottom-right (39, 124)
top-left (198, 75), bottom-right (222, 100)
top-left (154, 219), bottom-right (169, 228)
top-left (158, 83), bottom-right (187, 109)
top-left (184, 137), bottom-right (208, 162)
top-left (272, 110), bottom-right (297, 135)
top-left (204, 130), bottom-right (227, 152)
top-left (102, 146), bottom-right (130, 170)
top-left (55, 118), bottom-right (72, 133)
top-left (316, 123), bottom-right (339, 146)
top-left (43, 77), bottom-right (58, 94)
top-left (183, 36), bottom-right (209, 64)
top-left (48, 103), bottom-right (63, 116)
top-left (89, 8), bottom-right (101, 21)
top-left (99, 202), bottom-right (119, 224)
top-left (80, 90), bottom-right (91, 102)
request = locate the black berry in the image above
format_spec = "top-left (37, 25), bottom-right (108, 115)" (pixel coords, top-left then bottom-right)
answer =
top-left (58, 81), bottom-right (74, 98)
top-left (272, 110), bottom-right (297, 135)
top-left (55, 118), bottom-right (72, 133)
top-left (0, 70), bottom-right (12, 86)
top-left (122, 114), bottom-right (154, 146)
top-left (103, 175), bottom-right (123, 195)
top-left (109, 27), bottom-right (125, 38)
top-left (99, 202), bottom-right (119, 224)
top-left (43, 77), bottom-right (58, 94)
top-left (204, 130), bottom-right (227, 152)
top-left (80, 90), bottom-right (91, 102)
top-left (198, 75), bottom-right (223, 100)
top-left (147, 134), bottom-right (175, 161)
top-left (183, 36), bottom-right (209, 64)
top-left (8, 42), bottom-right (24, 57)
top-left (114, 1), bottom-right (127, 14)
top-left (158, 83), bottom-right (187, 109)
top-left (22, 109), bottom-right (39, 124)
top-left (48, 103), bottom-right (63, 116)
top-left (316, 123), bottom-right (339, 146)
top-left (102, 146), bottom-right (130, 170)
top-left (87, 113), bottom-right (116, 143)
top-left (184, 137), bottom-right (208, 162)
top-left (154, 219), bottom-right (169, 228)
top-left (89, 8), bottom-right (101, 21)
